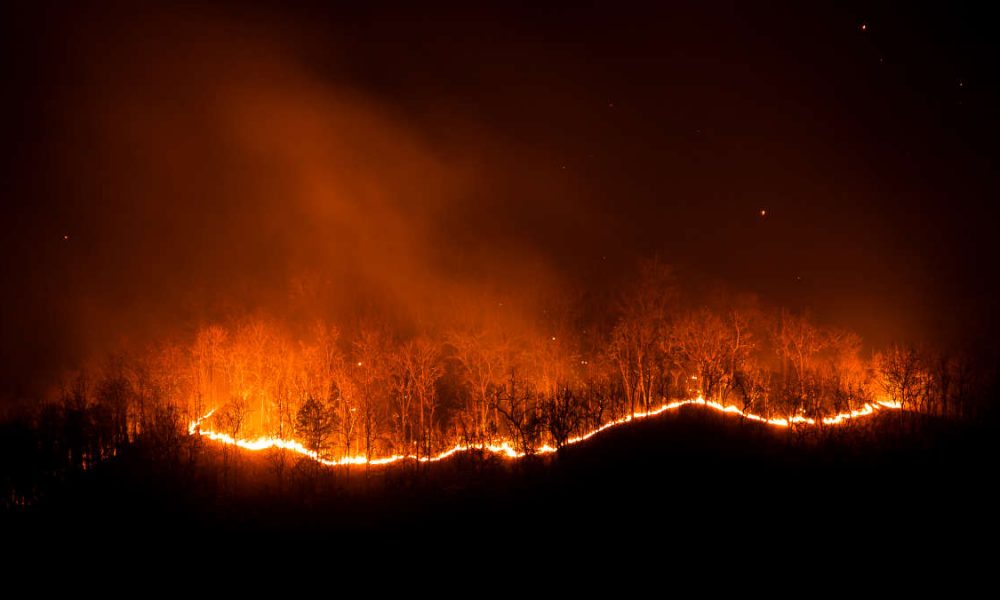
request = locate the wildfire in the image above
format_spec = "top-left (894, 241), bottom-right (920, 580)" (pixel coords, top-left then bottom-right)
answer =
top-left (188, 397), bottom-right (903, 467)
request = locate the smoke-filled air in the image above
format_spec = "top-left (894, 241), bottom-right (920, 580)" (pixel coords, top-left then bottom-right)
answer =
top-left (2, 3), bottom-right (998, 561)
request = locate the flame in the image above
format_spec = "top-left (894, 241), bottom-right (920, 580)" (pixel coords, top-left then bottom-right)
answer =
top-left (187, 396), bottom-right (902, 467)
top-left (188, 407), bottom-right (216, 434)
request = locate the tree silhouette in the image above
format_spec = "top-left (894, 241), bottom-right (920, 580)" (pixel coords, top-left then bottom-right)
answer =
top-left (295, 396), bottom-right (335, 459)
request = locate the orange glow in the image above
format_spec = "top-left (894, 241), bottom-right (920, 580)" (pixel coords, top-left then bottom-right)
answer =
top-left (188, 396), bottom-right (902, 467)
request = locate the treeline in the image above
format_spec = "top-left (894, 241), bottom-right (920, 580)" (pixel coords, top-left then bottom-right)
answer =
top-left (2, 260), bottom-right (997, 508)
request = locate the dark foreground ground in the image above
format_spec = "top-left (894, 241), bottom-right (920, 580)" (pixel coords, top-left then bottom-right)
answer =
top-left (5, 406), bottom-right (998, 574)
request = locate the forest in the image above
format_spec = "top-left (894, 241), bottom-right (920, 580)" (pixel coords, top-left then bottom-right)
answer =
top-left (3, 260), bottom-right (996, 514)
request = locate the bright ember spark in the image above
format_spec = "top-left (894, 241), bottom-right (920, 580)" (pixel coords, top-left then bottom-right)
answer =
top-left (188, 397), bottom-right (903, 468)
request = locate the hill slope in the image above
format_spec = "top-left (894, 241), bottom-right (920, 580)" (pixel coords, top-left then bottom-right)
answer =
top-left (8, 405), bottom-right (998, 555)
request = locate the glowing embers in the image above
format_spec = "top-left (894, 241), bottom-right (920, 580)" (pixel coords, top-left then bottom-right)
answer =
top-left (188, 395), bottom-right (902, 468)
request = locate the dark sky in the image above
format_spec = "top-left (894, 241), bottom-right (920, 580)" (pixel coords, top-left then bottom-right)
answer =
top-left (2, 1), bottom-right (998, 397)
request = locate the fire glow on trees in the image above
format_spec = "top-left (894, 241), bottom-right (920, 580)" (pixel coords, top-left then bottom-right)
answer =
top-left (188, 396), bottom-right (903, 467)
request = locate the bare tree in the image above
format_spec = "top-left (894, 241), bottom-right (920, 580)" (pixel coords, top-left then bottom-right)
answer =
top-left (772, 311), bottom-right (828, 417)
top-left (448, 327), bottom-right (507, 444)
top-left (543, 386), bottom-right (583, 450)
top-left (330, 378), bottom-right (359, 458)
top-left (875, 344), bottom-right (925, 413)
top-left (95, 357), bottom-right (133, 450)
top-left (191, 325), bottom-right (228, 421)
top-left (734, 364), bottom-right (769, 419)
top-left (610, 257), bottom-right (674, 414)
top-left (353, 325), bottom-right (391, 465)
top-left (219, 397), bottom-right (249, 440)
top-left (494, 370), bottom-right (543, 456)
top-left (672, 309), bottom-right (729, 403)
top-left (821, 329), bottom-right (866, 415)
top-left (398, 336), bottom-right (443, 459)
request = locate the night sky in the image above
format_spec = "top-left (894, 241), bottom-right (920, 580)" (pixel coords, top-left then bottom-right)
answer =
top-left (2, 1), bottom-right (998, 397)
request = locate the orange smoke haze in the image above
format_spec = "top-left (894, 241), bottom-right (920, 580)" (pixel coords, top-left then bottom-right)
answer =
top-left (3, 2), bottom-right (997, 400)
top-left (25, 5), bottom-right (589, 390)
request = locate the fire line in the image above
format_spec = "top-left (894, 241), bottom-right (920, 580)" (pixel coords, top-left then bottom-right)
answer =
top-left (187, 397), bottom-right (903, 467)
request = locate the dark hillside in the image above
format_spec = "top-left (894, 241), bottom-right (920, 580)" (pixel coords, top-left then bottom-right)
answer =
top-left (8, 405), bottom-right (996, 563)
